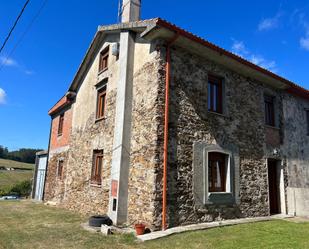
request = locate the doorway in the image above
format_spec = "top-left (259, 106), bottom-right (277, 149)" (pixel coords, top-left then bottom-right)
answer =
top-left (268, 159), bottom-right (280, 214)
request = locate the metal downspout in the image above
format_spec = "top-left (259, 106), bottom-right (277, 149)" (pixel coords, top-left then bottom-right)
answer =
top-left (162, 33), bottom-right (179, 231)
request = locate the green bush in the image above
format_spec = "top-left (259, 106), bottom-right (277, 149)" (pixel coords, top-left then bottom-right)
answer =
top-left (0, 180), bottom-right (32, 197)
top-left (10, 180), bottom-right (32, 197)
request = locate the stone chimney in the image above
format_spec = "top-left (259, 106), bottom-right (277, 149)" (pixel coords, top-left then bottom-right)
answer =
top-left (121, 0), bottom-right (141, 23)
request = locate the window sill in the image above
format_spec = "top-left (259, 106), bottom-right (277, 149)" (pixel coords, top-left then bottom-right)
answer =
top-left (95, 117), bottom-right (106, 123)
top-left (265, 125), bottom-right (280, 130)
top-left (208, 111), bottom-right (227, 118)
top-left (209, 192), bottom-right (232, 194)
top-left (98, 68), bottom-right (108, 76)
top-left (205, 192), bottom-right (235, 205)
top-left (90, 183), bottom-right (102, 188)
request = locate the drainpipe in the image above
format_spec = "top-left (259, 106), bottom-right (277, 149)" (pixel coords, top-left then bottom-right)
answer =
top-left (162, 33), bottom-right (179, 231)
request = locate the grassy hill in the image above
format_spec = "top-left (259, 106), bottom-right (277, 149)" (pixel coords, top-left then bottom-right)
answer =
top-left (0, 158), bottom-right (34, 170)
top-left (0, 158), bottom-right (34, 195)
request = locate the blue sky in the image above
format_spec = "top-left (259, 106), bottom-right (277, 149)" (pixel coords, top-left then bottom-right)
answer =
top-left (0, 0), bottom-right (308, 151)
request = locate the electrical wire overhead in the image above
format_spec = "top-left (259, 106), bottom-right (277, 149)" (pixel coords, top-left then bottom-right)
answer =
top-left (0, 0), bottom-right (48, 72)
top-left (0, 0), bottom-right (30, 55)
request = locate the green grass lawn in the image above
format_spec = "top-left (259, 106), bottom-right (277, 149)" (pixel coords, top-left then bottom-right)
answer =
top-left (0, 158), bottom-right (34, 170)
top-left (0, 201), bottom-right (308, 249)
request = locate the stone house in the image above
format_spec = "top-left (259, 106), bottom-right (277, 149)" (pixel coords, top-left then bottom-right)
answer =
top-left (44, 1), bottom-right (309, 230)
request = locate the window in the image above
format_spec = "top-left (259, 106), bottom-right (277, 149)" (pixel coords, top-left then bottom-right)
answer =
top-left (208, 152), bottom-right (227, 192)
top-left (264, 95), bottom-right (275, 126)
top-left (307, 110), bottom-right (309, 135)
top-left (58, 113), bottom-right (64, 136)
top-left (96, 87), bottom-right (107, 120)
top-left (208, 75), bottom-right (223, 113)
top-left (57, 160), bottom-right (64, 179)
top-left (99, 47), bottom-right (109, 73)
top-left (91, 150), bottom-right (103, 185)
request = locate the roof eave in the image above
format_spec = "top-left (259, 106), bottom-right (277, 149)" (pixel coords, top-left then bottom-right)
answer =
top-left (141, 18), bottom-right (309, 100)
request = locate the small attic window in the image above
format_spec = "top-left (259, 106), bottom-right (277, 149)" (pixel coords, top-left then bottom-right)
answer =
top-left (99, 47), bottom-right (109, 73)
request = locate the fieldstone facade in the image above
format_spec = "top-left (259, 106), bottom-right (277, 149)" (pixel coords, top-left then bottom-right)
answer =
top-left (161, 46), bottom-right (271, 227)
top-left (43, 18), bottom-right (309, 231)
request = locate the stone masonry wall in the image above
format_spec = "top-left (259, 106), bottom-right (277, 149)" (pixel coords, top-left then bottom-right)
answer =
top-left (44, 150), bottom-right (68, 201)
top-left (62, 91), bottom-right (116, 214)
top-left (45, 106), bottom-right (72, 202)
top-left (127, 46), bottom-right (165, 228)
top-left (161, 46), bottom-right (283, 227)
top-left (44, 35), bottom-right (120, 215)
top-left (45, 89), bottom-right (117, 214)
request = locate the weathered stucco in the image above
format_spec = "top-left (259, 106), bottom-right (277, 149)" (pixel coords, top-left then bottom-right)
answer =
top-left (282, 94), bottom-right (309, 216)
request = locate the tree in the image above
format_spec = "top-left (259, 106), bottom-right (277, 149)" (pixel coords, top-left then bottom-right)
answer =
top-left (0, 145), bottom-right (43, 163)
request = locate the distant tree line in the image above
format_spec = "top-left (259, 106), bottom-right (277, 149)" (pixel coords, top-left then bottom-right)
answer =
top-left (0, 145), bottom-right (43, 164)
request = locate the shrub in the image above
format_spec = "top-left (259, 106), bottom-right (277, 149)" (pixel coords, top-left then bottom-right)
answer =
top-left (9, 180), bottom-right (32, 197)
top-left (0, 180), bottom-right (32, 198)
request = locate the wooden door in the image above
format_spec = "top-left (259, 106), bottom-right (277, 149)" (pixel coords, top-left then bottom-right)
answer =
top-left (268, 160), bottom-right (279, 214)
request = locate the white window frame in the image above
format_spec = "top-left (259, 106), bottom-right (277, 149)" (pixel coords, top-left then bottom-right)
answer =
top-left (205, 151), bottom-right (232, 195)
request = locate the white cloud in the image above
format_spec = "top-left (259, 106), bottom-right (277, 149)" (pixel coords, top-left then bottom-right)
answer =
top-left (231, 39), bottom-right (277, 72)
top-left (231, 40), bottom-right (249, 57)
top-left (300, 22), bottom-right (309, 51)
top-left (24, 70), bottom-right (35, 75)
top-left (0, 88), bottom-right (6, 104)
top-left (290, 9), bottom-right (309, 51)
top-left (0, 56), bottom-right (17, 67)
top-left (250, 55), bottom-right (277, 72)
top-left (0, 56), bottom-right (35, 74)
top-left (300, 37), bottom-right (309, 50)
top-left (258, 12), bottom-right (283, 31)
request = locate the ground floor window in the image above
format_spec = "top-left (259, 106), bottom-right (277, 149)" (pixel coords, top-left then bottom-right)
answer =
top-left (193, 143), bottom-right (239, 205)
top-left (91, 150), bottom-right (103, 185)
top-left (57, 159), bottom-right (64, 180)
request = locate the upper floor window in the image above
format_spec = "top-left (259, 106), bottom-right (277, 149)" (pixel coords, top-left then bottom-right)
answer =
top-left (99, 47), bottom-right (109, 73)
top-left (208, 75), bottom-right (223, 114)
top-left (57, 159), bottom-right (64, 179)
top-left (91, 150), bottom-right (103, 185)
top-left (58, 113), bottom-right (64, 136)
top-left (208, 152), bottom-right (227, 192)
top-left (96, 86), bottom-right (107, 120)
top-left (264, 95), bottom-right (275, 126)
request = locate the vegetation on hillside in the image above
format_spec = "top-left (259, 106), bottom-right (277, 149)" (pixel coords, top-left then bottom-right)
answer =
top-left (0, 145), bottom-right (43, 164)
top-left (0, 158), bottom-right (34, 170)
top-left (0, 170), bottom-right (33, 196)
top-left (0, 158), bottom-right (34, 197)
